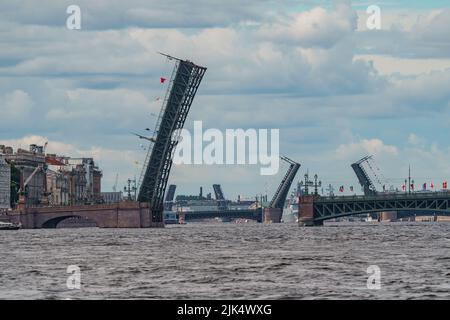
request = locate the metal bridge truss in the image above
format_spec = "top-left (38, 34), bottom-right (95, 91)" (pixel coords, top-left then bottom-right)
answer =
top-left (313, 192), bottom-right (450, 222)
top-left (213, 184), bottom-right (228, 210)
top-left (164, 184), bottom-right (177, 203)
top-left (164, 184), bottom-right (177, 211)
top-left (351, 156), bottom-right (377, 196)
top-left (269, 156), bottom-right (300, 209)
top-left (138, 57), bottom-right (206, 222)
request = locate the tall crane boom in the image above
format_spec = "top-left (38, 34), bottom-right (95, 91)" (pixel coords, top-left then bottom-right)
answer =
top-left (269, 157), bottom-right (300, 209)
top-left (20, 165), bottom-right (43, 193)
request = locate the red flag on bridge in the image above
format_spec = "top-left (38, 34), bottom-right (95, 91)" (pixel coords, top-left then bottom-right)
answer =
top-left (431, 182), bottom-right (434, 189)
top-left (339, 186), bottom-right (344, 193)
top-left (160, 77), bottom-right (166, 84)
top-left (444, 181), bottom-right (448, 189)
top-left (402, 184), bottom-right (406, 191)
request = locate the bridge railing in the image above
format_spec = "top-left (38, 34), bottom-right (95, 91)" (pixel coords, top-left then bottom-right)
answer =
top-left (315, 191), bottom-right (450, 202)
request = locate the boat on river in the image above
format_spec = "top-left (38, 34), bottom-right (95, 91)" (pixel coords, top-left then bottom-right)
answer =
top-left (0, 221), bottom-right (21, 230)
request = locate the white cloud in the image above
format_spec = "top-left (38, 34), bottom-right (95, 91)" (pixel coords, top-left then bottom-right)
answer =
top-left (407, 133), bottom-right (423, 146)
top-left (336, 138), bottom-right (398, 159)
top-left (355, 55), bottom-right (450, 76)
top-left (1, 90), bottom-right (34, 120)
top-left (356, 9), bottom-right (450, 59)
top-left (260, 3), bottom-right (357, 48)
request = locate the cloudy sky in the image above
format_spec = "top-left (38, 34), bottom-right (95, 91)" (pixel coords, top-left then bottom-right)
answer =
top-left (1, 0), bottom-right (450, 199)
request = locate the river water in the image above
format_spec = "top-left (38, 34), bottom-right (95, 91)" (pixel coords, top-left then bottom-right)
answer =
top-left (0, 222), bottom-right (449, 299)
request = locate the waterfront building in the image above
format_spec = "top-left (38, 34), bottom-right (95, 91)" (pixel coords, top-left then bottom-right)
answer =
top-left (0, 144), bottom-right (103, 207)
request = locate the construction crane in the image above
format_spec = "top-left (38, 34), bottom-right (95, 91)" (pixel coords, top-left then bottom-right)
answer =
top-left (131, 132), bottom-right (156, 143)
top-left (19, 165), bottom-right (44, 194)
top-left (351, 156), bottom-right (377, 196)
top-left (269, 156), bottom-right (301, 209)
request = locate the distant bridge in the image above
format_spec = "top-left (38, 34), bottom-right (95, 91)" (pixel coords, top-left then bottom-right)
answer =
top-left (299, 192), bottom-right (450, 226)
top-left (9, 202), bottom-right (162, 229)
top-left (180, 208), bottom-right (262, 222)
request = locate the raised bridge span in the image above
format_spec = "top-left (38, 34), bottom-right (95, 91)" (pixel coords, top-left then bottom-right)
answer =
top-left (298, 192), bottom-right (450, 226)
top-left (10, 55), bottom-right (206, 229)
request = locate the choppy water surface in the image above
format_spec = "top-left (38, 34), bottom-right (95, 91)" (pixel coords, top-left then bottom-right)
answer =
top-left (0, 222), bottom-right (449, 299)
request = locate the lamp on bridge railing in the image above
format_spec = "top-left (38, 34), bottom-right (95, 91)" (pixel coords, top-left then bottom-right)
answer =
top-left (313, 174), bottom-right (322, 196)
top-left (299, 172), bottom-right (315, 196)
top-left (325, 184), bottom-right (334, 197)
top-left (124, 178), bottom-right (137, 201)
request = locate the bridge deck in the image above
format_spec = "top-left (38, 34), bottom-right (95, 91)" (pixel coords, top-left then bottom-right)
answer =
top-left (180, 209), bottom-right (262, 222)
top-left (316, 191), bottom-right (450, 203)
top-left (313, 192), bottom-right (450, 222)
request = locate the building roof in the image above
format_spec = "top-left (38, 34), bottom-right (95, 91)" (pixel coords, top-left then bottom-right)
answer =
top-left (45, 157), bottom-right (66, 166)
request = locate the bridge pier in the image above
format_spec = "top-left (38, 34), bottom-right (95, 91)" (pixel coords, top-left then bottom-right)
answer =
top-left (263, 208), bottom-right (282, 223)
top-left (298, 195), bottom-right (322, 226)
top-left (7, 202), bottom-right (165, 229)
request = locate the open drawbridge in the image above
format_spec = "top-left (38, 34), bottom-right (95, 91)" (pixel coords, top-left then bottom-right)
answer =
top-left (263, 156), bottom-right (300, 223)
top-left (269, 156), bottom-right (301, 210)
top-left (137, 54), bottom-right (207, 223)
top-left (351, 155), bottom-right (379, 196)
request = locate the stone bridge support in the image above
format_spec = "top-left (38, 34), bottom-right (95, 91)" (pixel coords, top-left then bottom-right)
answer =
top-left (298, 195), bottom-right (322, 226)
top-left (8, 202), bottom-right (164, 229)
top-left (263, 208), bottom-right (282, 223)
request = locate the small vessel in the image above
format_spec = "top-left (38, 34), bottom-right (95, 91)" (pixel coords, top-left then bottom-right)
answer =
top-left (364, 214), bottom-right (377, 222)
top-left (234, 218), bottom-right (250, 224)
top-left (163, 211), bottom-right (178, 225)
top-left (0, 221), bottom-right (21, 230)
top-left (215, 216), bottom-right (232, 223)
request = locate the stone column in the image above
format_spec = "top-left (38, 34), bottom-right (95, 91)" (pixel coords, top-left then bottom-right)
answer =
top-left (263, 208), bottom-right (282, 223)
top-left (298, 195), bottom-right (317, 226)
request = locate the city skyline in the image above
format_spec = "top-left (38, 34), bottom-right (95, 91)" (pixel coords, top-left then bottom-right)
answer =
top-left (1, 1), bottom-right (450, 199)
